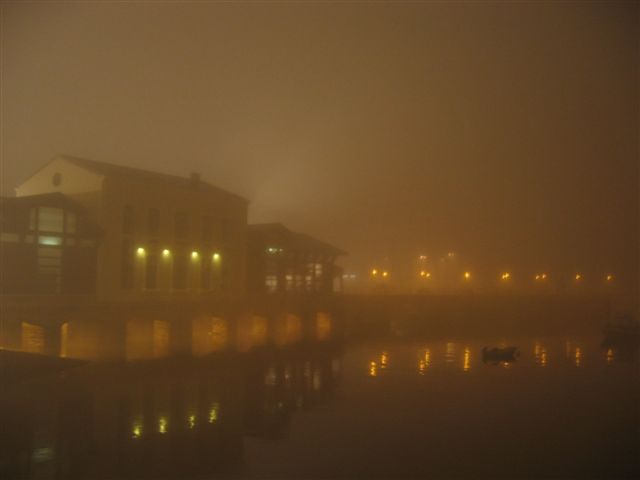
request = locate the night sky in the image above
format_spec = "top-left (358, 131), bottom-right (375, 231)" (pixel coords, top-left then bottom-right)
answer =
top-left (2, 2), bottom-right (637, 289)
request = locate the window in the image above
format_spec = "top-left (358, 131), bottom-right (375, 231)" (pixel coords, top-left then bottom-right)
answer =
top-left (38, 207), bottom-right (64, 233)
top-left (148, 209), bottom-right (160, 236)
top-left (172, 252), bottom-right (188, 289)
top-left (202, 216), bottom-right (213, 244)
top-left (123, 205), bottom-right (134, 234)
top-left (285, 273), bottom-right (294, 291)
top-left (202, 256), bottom-right (211, 290)
top-left (221, 218), bottom-right (231, 243)
top-left (265, 275), bottom-right (278, 293)
top-left (145, 247), bottom-right (158, 290)
top-left (175, 212), bottom-right (189, 240)
top-left (121, 238), bottom-right (134, 289)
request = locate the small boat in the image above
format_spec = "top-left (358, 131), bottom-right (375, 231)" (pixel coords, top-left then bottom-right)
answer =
top-left (482, 346), bottom-right (519, 363)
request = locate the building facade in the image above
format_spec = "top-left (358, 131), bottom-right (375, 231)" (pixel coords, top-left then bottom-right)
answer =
top-left (14, 155), bottom-right (248, 303)
top-left (247, 223), bottom-right (346, 296)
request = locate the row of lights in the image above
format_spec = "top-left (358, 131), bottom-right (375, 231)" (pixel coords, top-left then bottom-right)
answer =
top-left (136, 247), bottom-right (221, 261)
top-left (370, 269), bottom-right (615, 282)
top-left (371, 268), bottom-right (389, 278)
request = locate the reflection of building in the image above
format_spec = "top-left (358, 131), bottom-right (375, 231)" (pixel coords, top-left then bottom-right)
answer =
top-left (12, 155), bottom-right (248, 301)
top-left (247, 223), bottom-right (346, 296)
top-left (0, 342), bottom-right (341, 479)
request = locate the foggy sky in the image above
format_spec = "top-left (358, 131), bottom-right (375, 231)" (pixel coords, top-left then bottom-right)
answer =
top-left (1, 2), bottom-right (638, 287)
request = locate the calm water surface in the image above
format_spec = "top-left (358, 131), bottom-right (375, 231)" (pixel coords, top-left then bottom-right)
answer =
top-left (2, 335), bottom-right (638, 479)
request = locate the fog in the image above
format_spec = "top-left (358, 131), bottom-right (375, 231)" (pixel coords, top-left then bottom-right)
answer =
top-left (1, 2), bottom-right (638, 288)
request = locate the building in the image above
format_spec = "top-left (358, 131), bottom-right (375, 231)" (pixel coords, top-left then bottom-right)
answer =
top-left (13, 155), bottom-right (248, 302)
top-left (247, 223), bottom-right (346, 296)
top-left (1, 156), bottom-right (343, 360)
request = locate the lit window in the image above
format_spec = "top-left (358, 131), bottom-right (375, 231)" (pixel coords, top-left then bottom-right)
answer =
top-left (265, 275), bottom-right (278, 293)
top-left (38, 236), bottom-right (62, 246)
top-left (38, 207), bottom-right (64, 233)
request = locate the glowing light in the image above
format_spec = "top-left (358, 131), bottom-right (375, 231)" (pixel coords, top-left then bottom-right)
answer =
top-left (380, 351), bottom-right (388, 369)
top-left (535, 274), bottom-right (540, 280)
top-left (418, 360), bottom-right (426, 375)
top-left (162, 249), bottom-right (171, 257)
top-left (369, 361), bottom-right (378, 377)
top-left (208, 402), bottom-right (219, 423)
top-left (371, 269), bottom-right (378, 276)
top-left (541, 273), bottom-right (547, 279)
top-left (191, 251), bottom-right (199, 259)
top-left (574, 347), bottom-right (582, 367)
top-left (447, 252), bottom-right (455, 258)
top-left (575, 273), bottom-right (582, 281)
top-left (158, 416), bottom-right (168, 434)
top-left (420, 270), bottom-right (426, 277)
top-left (501, 272), bottom-right (511, 280)
top-left (606, 348), bottom-right (614, 364)
top-left (534, 342), bottom-right (548, 367)
top-left (212, 252), bottom-right (220, 261)
top-left (463, 271), bottom-right (471, 280)
top-left (419, 255), bottom-right (428, 261)
top-left (382, 271), bottom-right (388, 277)
top-left (188, 414), bottom-right (196, 429)
top-left (606, 274), bottom-right (613, 282)
top-left (132, 422), bottom-right (143, 439)
top-left (136, 247), bottom-right (145, 256)
top-left (463, 347), bottom-right (471, 372)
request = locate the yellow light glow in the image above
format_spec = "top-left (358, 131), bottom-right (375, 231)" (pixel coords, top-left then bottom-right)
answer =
top-left (188, 414), bottom-right (196, 429)
top-left (418, 359), bottom-right (426, 375)
top-left (606, 348), bottom-right (614, 364)
top-left (420, 270), bottom-right (426, 277)
top-left (419, 255), bottom-right (427, 261)
top-left (371, 269), bottom-right (378, 276)
top-left (541, 273), bottom-right (547, 279)
top-left (162, 249), bottom-right (171, 257)
top-left (575, 274), bottom-right (582, 281)
top-left (426, 272), bottom-right (431, 278)
top-left (606, 274), bottom-right (613, 282)
top-left (380, 351), bottom-right (388, 368)
top-left (132, 422), bottom-right (143, 439)
top-left (208, 403), bottom-right (219, 423)
top-left (158, 416), bottom-right (168, 434)
top-left (464, 271), bottom-right (471, 280)
top-left (535, 274), bottom-right (540, 280)
top-left (501, 272), bottom-right (511, 280)
top-left (136, 247), bottom-right (145, 256)
top-left (382, 271), bottom-right (388, 277)
top-left (574, 347), bottom-right (582, 367)
top-left (191, 251), bottom-right (199, 259)
top-left (369, 360), bottom-right (378, 377)
top-left (463, 347), bottom-right (471, 372)
top-left (447, 252), bottom-right (455, 258)
top-left (212, 252), bottom-right (220, 261)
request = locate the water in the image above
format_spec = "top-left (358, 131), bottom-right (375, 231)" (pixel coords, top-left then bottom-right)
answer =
top-left (1, 335), bottom-right (638, 479)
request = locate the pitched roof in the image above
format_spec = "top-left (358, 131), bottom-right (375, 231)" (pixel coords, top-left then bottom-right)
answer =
top-left (58, 155), bottom-right (248, 203)
top-left (249, 223), bottom-right (347, 256)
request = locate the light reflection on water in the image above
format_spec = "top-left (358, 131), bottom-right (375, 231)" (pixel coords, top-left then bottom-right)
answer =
top-left (2, 336), bottom-right (638, 479)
